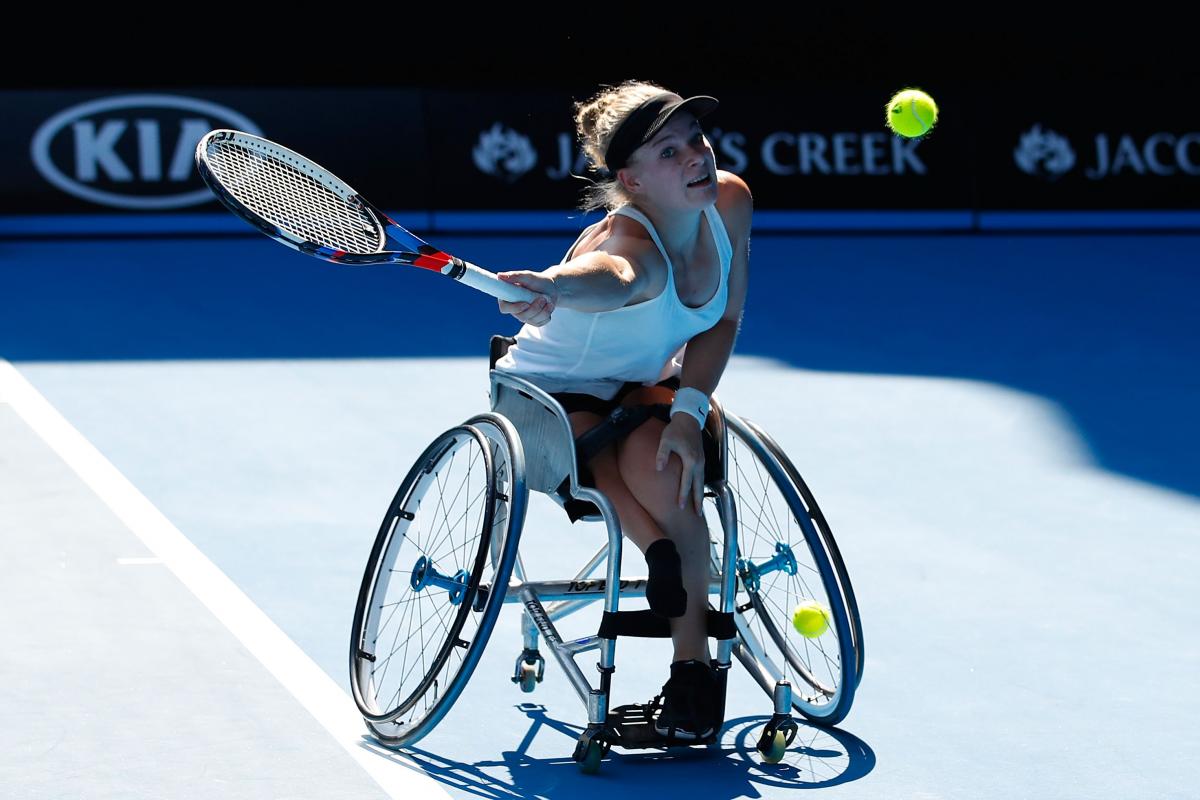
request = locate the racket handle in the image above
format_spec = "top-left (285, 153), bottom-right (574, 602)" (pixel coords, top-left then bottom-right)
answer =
top-left (446, 258), bottom-right (537, 303)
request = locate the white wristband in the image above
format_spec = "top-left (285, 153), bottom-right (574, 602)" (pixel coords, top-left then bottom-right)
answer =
top-left (670, 387), bottom-right (710, 427)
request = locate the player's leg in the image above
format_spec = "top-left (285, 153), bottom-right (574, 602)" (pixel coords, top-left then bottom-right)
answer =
top-left (566, 411), bottom-right (669, 557)
top-left (614, 416), bottom-right (713, 664)
top-left (567, 411), bottom-right (691, 618)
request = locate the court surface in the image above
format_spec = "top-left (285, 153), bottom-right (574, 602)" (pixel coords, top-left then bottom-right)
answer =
top-left (2, 230), bottom-right (1197, 798)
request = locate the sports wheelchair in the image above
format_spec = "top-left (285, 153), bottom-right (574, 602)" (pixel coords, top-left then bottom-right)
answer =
top-left (349, 335), bottom-right (864, 773)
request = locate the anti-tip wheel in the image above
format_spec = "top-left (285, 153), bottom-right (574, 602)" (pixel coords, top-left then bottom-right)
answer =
top-left (518, 663), bottom-right (538, 693)
top-left (759, 730), bottom-right (788, 764)
top-left (578, 740), bottom-right (604, 774)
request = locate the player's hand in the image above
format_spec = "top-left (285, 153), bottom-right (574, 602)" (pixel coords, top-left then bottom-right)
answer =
top-left (497, 270), bottom-right (559, 327)
top-left (656, 413), bottom-right (706, 516)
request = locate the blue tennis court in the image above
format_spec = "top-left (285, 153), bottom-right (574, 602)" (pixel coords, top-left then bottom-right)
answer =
top-left (3, 225), bottom-right (1197, 797)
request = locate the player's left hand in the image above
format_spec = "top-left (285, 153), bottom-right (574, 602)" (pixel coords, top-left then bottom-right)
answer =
top-left (656, 414), bottom-right (705, 516)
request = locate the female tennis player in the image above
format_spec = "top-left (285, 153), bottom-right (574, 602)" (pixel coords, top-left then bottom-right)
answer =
top-left (493, 80), bottom-right (752, 740)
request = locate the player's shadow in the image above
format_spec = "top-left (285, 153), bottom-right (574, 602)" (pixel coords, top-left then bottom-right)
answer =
top-left (359, 702), bottom-right (875, 798)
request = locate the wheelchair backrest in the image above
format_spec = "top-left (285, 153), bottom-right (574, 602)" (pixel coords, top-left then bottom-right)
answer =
top-left (488, 372), bottom-right (580, 495)
top-left (489, 334), bottom-right (581, 494)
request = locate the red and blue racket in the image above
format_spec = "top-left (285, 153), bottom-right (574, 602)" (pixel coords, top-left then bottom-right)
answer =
top-left (194, 129), bottom-right (536, 303)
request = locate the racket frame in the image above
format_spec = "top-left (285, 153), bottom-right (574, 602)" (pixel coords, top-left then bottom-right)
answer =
top-left (195, 129), bottom-right (535, 302)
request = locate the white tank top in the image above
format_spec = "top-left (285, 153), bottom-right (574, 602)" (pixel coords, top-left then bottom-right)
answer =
top-left (494, 201), bottom-right (733, 401)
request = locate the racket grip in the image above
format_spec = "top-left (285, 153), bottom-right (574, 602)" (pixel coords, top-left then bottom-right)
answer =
top-left (447, 259), bottom-right (537, 303)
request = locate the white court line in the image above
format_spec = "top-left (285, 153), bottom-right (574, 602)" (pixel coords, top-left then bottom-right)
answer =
top-left (0, 360), bottom-right (450, 800)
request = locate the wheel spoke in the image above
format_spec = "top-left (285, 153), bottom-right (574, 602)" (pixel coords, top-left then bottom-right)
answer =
top-left (423, 448), bottom-right (476, 567)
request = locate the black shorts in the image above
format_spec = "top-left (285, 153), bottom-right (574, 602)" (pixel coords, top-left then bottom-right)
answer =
top-left (549, 376), bottom-right (722, 522)
top-left (548, 380), bottom-right (650, 417)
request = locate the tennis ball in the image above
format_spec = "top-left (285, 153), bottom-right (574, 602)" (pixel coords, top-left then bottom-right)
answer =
top-left (886, 89), bottom-right (939, 138)
top-left (792, 600), bottom-right (831, 638)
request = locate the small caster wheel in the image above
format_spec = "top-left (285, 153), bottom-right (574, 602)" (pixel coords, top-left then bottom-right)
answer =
top-left (759, 730), bottom-right (788, 764)
top-left (579, 740), bottom-right (604, 774)
top-left (518, 662), bottom-right (538, 693)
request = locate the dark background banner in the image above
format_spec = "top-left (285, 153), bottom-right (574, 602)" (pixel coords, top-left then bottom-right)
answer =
top-left (3, 26), bottom-right (1196, 226)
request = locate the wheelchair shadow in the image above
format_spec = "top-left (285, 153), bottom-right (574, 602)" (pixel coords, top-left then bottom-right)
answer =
top-left (358, 702), bottom-right (875, 796)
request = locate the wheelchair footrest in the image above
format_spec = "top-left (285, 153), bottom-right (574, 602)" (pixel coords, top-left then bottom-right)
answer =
top-left (598, 608), bottom-right (737, 640)
top-left (603, 701), bottom-right (719, 750)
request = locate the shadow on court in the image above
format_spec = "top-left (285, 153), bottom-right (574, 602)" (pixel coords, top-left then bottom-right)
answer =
top-left (366, 705), bottom-right (875, 795)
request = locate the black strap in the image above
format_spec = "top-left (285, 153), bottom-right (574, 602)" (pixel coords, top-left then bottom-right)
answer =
top-left (598, 609), bottom-right (737, 640)
top-left (574, 404), bottom-right (670, 464)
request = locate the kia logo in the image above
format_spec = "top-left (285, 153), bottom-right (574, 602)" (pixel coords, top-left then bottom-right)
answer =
top-left (31, 95), bottom-right (263, 210)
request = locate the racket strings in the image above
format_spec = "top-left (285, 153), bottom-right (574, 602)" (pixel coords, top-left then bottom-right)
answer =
top-left (205, 141), bottom-right (384, 254)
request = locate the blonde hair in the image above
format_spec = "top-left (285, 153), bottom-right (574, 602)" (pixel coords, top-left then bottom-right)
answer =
top-left (571, 79), bottom-right (675, 214)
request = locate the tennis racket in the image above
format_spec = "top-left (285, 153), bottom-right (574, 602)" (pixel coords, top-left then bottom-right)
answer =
top-left (194, 129), bottom-right (536, 303)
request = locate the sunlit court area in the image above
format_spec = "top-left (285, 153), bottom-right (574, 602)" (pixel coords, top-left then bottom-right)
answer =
top-left (2, 26), bottom-right (1198, 799)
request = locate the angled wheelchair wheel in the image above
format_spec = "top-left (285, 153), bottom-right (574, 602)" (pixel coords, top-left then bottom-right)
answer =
top-left (715, 411), bottom-right (862, 727)
top-left (743, 417), bottom-right (865, 686)
top-left (349, 415), bottom-right (526, 748)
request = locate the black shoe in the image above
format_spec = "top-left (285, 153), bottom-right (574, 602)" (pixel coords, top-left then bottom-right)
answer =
top-left (645, 538), bottom-right (687, 618)
top-left (652, 659), bottom-right (719, 741)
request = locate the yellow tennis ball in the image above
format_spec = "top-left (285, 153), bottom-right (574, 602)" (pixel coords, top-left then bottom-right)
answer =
top-left (791, 600), bottom-right (830, 638)
top-left (886, 88), bottom-right (939, 138)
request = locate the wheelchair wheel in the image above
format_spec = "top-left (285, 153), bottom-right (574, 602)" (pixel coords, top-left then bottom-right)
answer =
top-left (715, 412), bottom-right (862, 727)
top-left (349, 415), bottom-right (526, 748)
top-left (742, 417), bottom-right (864, 685)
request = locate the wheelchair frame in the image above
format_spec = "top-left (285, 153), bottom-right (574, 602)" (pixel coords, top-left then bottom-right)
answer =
top-left (349, 338), bottom-right (862, 773)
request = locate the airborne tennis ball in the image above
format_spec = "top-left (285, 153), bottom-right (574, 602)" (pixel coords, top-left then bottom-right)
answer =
top-left (886, 88), bottom-right (939, 138)
top-left (792, 600), bottom-right (831, 638)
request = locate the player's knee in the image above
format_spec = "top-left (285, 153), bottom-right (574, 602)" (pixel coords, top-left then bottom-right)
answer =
top-left (617, 422), bottom-right (697, 522)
